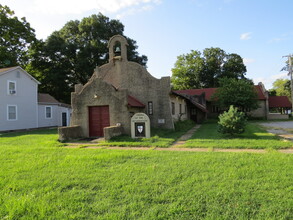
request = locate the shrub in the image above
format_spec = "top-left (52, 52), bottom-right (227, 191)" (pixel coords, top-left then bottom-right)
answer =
top-left (218, 105), bottom-right (246, 135)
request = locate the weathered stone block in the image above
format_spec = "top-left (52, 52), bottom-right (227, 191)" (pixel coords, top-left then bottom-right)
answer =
top-left (104, 125), bottom-right (123, 140)
top-left (58, 126), bottom-right (82, 141)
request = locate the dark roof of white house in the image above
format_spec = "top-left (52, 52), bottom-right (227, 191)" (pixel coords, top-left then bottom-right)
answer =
top-left (0, 66), bottom-right (40, 84)
top-left (38, 93), bottom-right (71, 108)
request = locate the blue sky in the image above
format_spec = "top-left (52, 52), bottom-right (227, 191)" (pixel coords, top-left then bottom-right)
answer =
top-left (3, 0), bottom-right (293, 89)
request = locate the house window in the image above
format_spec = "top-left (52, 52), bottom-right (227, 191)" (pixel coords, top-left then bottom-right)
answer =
top-left (8, 81), bottom-right (16, 95)
top-left (7, 105), bottom-right (17, 120)
top-left (45, 106), bottom-right (52, 119)
top-left (171, 102), bottom-right (175, 115)
top-left (148, 102), bottom-right (153, 115)
top-left (179, 104), bottom-right (182, 114)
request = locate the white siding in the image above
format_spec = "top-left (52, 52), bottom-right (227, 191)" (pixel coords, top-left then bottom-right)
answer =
top-left (38, 104), bottom-right (71, 127)
top-left (59, 106), bottom-right (71, 126)
top-left (38, 104), bottom-right (58, 127)
top-left (0, 69), bottom-right (38, 131)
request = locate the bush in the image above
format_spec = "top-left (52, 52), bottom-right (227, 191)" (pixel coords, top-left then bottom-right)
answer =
top-left (218, 105), bottom-right (246, 135)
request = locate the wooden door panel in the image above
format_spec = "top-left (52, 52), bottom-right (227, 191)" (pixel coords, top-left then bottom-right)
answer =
top-left (89, 106), bottom-right (110, 137)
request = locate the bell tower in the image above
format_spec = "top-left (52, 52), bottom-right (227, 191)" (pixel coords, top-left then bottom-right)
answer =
top-left (108, 35), bottom-right (129, 62)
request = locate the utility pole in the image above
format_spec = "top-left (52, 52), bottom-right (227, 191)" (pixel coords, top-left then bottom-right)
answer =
top-left (283, 54), bottom-right (293, 114)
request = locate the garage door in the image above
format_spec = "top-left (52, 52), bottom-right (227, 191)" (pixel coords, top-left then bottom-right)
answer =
top-left (88, 106), bottom-right (110, 137)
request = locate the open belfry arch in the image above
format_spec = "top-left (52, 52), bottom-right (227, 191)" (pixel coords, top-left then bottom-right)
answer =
top-left (59, 35), bottom-right (176, 140)
top-left (108, 35), bottom-right (129, 61)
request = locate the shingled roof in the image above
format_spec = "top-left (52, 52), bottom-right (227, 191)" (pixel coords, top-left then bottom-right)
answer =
top-left (0, 66), bottom-right (16, 74)
top-left (38, 93), bottom-right (71, 108)
top-left (269, 96), bottom-right (292, 108)
top-left (127, 95), bottom-right (145, 108)
top-left (175, 88), bottom-right (217, 101)
top-left (0, 66), bottom-right (40, 84)
top-left (172, 91), bottom-right (207, 113)
top-left (175, 85), bottom-right (266, 101)
top-left (38, 93), bottom-right (59, 104)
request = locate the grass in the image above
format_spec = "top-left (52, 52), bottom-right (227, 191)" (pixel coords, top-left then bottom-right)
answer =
top-left (184, 120), bottom-right (293, 149)
top-left (0, 129), bottom-right (293, 219)
top-left (98, 120), bottom-right (195, 148)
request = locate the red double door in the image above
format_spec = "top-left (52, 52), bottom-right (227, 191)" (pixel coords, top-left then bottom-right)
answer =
top-left (88, 106), bottom-right (110, 137)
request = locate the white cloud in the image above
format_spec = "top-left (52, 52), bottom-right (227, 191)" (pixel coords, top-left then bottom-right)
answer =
top-left (116, 4), bottom-right (154, 19)
top-left (240, 32), bottom-right (252, 40)
top-left (253, 72), bottom-right (288, 89)
top-left (1, 0), bottom-right (162, 39)
top-left (243, 58), bottom-right (255, 65)
top-left (29, 0), bottom-right (162, 15)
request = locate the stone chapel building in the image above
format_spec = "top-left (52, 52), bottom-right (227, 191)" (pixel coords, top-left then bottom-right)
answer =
top-left (59, 35), bottom-right (207, 140)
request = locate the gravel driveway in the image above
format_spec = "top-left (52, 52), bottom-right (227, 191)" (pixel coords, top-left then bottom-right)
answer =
top-left (258, 121), bottom-right (293, 136)
top-left (258, 121), bottom-right (293, 129)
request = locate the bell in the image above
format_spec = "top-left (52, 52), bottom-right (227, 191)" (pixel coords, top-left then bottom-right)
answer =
top-left (114, 46), bottom-right (121, 56)
top-left (115, 46), bottom-right (121, 53)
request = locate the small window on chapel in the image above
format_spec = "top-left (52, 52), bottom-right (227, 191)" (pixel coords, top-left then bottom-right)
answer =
top-left (148, 102), bottom-right (153, 115)
top-left (171, 102), bottom-right (175, 115)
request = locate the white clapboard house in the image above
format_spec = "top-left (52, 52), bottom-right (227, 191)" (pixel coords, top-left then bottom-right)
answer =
top-left (0, 66), bottom-right (71, 132)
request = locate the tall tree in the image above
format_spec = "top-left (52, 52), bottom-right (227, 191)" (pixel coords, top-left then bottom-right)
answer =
top-left (269, 78), bottom-right (291, 99)
top-left (27, 13), bottom-right (147, 103)
top-left (171, 50), bottom-right (204, 89)
top-left (0, 4), bottom-right (36, 67)
top-left (171, 48), bottom-right (247, 90)
top-left (213, 78), bottom-right (259, 112)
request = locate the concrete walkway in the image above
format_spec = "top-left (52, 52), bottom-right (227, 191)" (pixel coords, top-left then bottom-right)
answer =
top-left (171, 125), bottom-right (201, 148)
top-left (64, 145), bottom-right (293, 153)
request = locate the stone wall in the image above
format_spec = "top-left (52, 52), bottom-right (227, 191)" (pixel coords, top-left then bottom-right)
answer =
top-left (104, 125), bottom-right (123, 140)
top-left (93, 35), bottom-right (174, 130)
top-left (248, 100), bottom-right (267, 119)
top-left (267, 113), bottom-right (289, 120)
top-left (64, 35), bottom-right (175, 139)
top-left (96, 61), bottom-right (174, 130)
top-left (70, 78), bottom-right (130, 137)
top-left (58, 125), bottom-right (82, 141)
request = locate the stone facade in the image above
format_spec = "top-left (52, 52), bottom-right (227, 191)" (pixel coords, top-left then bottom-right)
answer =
top-left (63, 35), bottom-right (175, 139)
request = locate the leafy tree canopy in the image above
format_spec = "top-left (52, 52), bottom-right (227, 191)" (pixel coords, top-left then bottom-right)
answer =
top-left (171, 48), bottom-right (247, 90)
top-left (269, 78), bottom-right (291, 99)
top-left (213, 78), bottom-right (259, 111)
top-left (0, 4), bottom-right (36, 67)
top-left (26, 13), bottom-right (147, 103)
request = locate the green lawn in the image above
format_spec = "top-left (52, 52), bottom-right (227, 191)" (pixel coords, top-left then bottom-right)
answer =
top-left (184, 120), bottom-right (293, 149)
top-left (0, 129), bottom-right (293, 219)
top-left (98, 120), bottom-right (195, 148)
